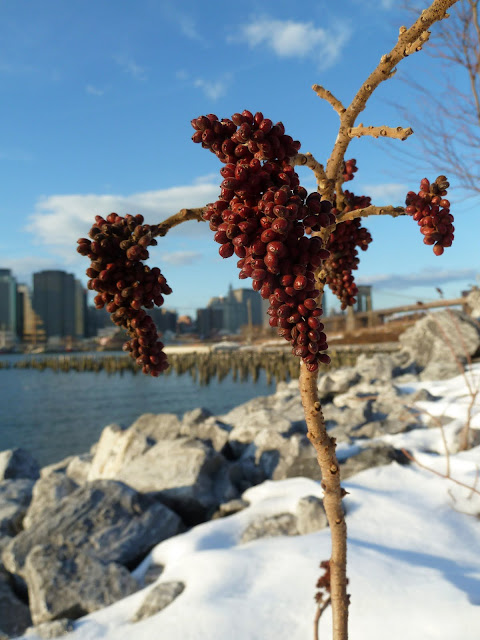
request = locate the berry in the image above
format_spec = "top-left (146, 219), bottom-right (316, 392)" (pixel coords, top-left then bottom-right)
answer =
top-left (77, 214), bottom-right (171, 376)
top-left (192, 110), bottom-right (333, 369)
top-left (405, 176), bottom-right (454, 255)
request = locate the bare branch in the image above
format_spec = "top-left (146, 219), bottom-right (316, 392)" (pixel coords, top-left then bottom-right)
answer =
top-left (348, 124), bottom-right (413, 141)
top-left (335, 204), bottom-right (406, 223)
top-left (312, 84), bottom-right (346, 115)
top-left (291, 153), bottom-right (328, 189)
top-left (153, 208), bottom-right (206, 237)
top-left (323, 0), bottom-right (458, 200)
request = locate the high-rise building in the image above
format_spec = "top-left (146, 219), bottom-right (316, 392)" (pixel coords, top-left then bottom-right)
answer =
top-left (0, 269), bottom-right (17, 333)
top-left (33, 270), bottom-right (78, 339)
top-left (16, 284), bottom-right (39, 341)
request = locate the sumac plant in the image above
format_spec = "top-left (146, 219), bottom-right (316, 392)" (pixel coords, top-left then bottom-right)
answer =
top-left (76, 2), bottom-right (459, 638)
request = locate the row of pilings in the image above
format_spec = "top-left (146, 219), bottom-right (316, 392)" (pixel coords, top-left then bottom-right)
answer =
top-left (0, 345), bottom-right (399, 385)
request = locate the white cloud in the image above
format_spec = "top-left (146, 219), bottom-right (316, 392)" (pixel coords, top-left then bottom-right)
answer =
top-left (86, 84), bottom-right (105, 96)
top-left (162, 251), bottom-right (203, 266)
top-left (24, 179), bottom-right (219, 263)
top-left (194, 76), bottom-right (230, 101)
top-left (114, 55), bottom-right (146, 80)
top-left (357, 268), bottom-right (478, 290)
top-left (1, 256), bottom-right (66, 286)
top-left (233, 17), bottom-right (351, 69)
top-left (358, 183), bottom-right (409, 205)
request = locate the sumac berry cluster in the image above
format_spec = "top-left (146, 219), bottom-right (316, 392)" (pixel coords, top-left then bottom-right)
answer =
top-left (405, 176), bottom-right (453, 256)
top-left (76, 213), bottom-right (171, 376)
top-left (324, 191), bottom-right (373, 309)
top-left (192, 110), bottom-right (334, 371)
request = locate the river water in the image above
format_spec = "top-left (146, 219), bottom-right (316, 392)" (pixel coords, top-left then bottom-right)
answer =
top-left (0, 353), bottom-right (277, 467)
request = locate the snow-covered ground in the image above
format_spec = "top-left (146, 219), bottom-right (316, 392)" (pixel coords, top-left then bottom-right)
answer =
top-left (20, 366), bottom-right (480, 640)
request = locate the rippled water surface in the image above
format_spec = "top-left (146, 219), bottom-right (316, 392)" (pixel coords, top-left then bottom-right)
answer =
top-left (0, 353), bottom-right (276, 467)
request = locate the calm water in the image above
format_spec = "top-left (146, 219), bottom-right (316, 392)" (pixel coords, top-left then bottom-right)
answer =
top-left (0, 353), bottom-right (276, 467)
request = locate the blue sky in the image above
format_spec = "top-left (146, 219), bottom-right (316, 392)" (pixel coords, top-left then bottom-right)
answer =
top-left (1, 0), bottom-right (478, 316)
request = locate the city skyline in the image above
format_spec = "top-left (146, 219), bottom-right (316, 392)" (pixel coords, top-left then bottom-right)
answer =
top-left (1, 2), bottom-right (479, 316)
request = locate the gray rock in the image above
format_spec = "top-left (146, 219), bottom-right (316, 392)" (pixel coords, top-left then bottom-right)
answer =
top-left (2, 480), bottom-right (183, 580)
top-left (317, 368), bottom-right (361, 401)
top-left (25, 618), bottom-right (74, 638)
top-left (181, 407), bottom-right (212, 426)
top-left (129, 413), bottom-right (183, 441)
top-left (40, 456), bottom-right (74, 479)
top-left (354, 353), bottom-right (396, 383)
top-left (142, 564), bottom-right (164, 587)
top-left (65, 455), bottom-right (92, 485)
top-left (340, 444), bottom-right (410, 480)
top-left (0, 479), bottom-right (34, 536)
top-left (296, 495), bottom-right (328, 535)
top-left (240, 513), bottom-right (298, 543)
top-left (112, 438), bottom-right (237, 524)
top-left (0, 449), bottom-right (39, 481)
top-left (212, 498), bottom-right (250, 519)
top-left (23, 474), bottom-right (78, 530)
top-left (131, 581), bottom-right (185, 622)
top-left (25, 544), bottom-right (139, 624)
top-left (419, 360), bottom-right (463, 381)
top-left (87, 424), bottom-right (152, 481)
top-left (181, 417), bottom-right (232, 452)
top-left (399, 310), bottom-right (480, 377)
top-left (407, 387), bottom-right (440, 402)
top-left (0, 567), bottom-right (31, 637)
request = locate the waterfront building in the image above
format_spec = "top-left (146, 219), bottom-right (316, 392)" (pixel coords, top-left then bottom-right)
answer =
top-left (0, 269), bottom-right (17, 336)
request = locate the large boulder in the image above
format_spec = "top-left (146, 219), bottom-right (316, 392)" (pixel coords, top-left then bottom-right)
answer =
top-left (87, 424), bottom-right (152, 481)
top-left (2, 480), bottom-right (183, 580)
top-left (0, 479), bottom-right (34, 536)
top-left (129, 413), bottom-right (183, 441)
top-left (111, 438), bottom-right (237, 524)
top-left (240, 513), bottom-right (298, 543)
top-left (398, 310), bottom-right (480, 379)
top-left (23, 474), bottom-right (78, 530)
top-left (0, 449), bottom-right (39, 481)
top-left (340, 444), bottom-right (410, 480)
top-left (25, 544), bottom-right (139, 625)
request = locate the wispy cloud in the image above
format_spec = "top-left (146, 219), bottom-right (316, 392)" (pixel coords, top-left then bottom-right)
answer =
top-left (162, 251), bottom-right (203, 266)
top-left (359, 183), bottom-right (409, 205)
top-left (1, 256), bottom-right (66, 285)
top-left (25, 178), bottom-right (220, 263)
top-left (86, 84), bottom-right (105, 96)
top-left (193, 76), bottom-right (230, 101)
top-left (114, 54), bottom-right (147, 80)
top-left (357, 268), bottom-right (478, 290)
top-left (232, 17), bottom-right (351, 69)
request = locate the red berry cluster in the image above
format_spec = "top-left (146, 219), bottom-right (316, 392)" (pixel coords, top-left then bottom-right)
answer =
top-left (76, 213), bottom-right (171, 376)
top-left (405, 176), bottom-right (453, 256)
top-left (192, 110), bottom-right (335, 371)
top-left (342, 158), bottom-right (357, 182)
top-left (324, 191), bottom-right (373, 309)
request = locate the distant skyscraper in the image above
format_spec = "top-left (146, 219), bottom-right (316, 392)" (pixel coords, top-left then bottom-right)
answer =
top-left (0, 269), bottom-right (17, 334)
top-left (33, 270), bottom-right (79, 339)
top-left (16, 284), bottom-right (38, 340)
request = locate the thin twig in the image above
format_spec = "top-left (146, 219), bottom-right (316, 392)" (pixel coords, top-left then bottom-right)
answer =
top-left (314, 597), bottom-right (332, 640)
top-left (153, 207), bottom-right (206, 237)
top-left (335, 205), bottom-right (406, 223)
top-left (401, 448), bottom-right (480, 496)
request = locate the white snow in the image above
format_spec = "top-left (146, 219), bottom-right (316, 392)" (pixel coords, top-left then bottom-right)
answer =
top-left (19, 366), bottom-right (480, 640)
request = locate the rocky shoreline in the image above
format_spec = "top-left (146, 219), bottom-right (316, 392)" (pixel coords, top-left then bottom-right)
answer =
top-left (1, 310), bottom-right (479, 639)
